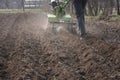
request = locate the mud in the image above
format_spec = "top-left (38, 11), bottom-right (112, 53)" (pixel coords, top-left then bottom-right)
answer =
top-left (0, 13), bottom-right (120, 80)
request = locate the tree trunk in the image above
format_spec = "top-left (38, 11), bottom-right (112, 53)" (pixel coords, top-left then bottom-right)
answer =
top-left (6, 0), bottom-right (9, 9)
top-left (22, 0), bottom-right (25, 11)
top-left (116, 0), bottom-right (120, 15)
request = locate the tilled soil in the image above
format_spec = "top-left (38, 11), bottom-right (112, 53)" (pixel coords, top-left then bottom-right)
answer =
top-left (0, 13), bottom-right (120, 80)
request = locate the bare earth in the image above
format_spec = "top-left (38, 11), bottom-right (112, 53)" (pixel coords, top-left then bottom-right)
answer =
top-left (0, 13), bottom-right (120, 80)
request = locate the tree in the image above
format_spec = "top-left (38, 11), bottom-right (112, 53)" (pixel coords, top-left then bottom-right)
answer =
top-left (102, 0), bottom-right (114, 16)
top-left (116, 0), bottom-right (120, 15)
top-left (5, 0), bottom-right (9, 9)
top-left (22, 0), bottom-right (25, 11)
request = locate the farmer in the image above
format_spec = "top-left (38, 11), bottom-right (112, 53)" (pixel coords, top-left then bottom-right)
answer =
top-left (51, 0), bottom-right (64, 8)
top-left (51, 0), bottom-right (57, 9)
top-left (73, 0), bottom-right (88, 37)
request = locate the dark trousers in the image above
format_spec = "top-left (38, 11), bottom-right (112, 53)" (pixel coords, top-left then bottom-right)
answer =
top-left (73, 0), bottom-right (86, 35)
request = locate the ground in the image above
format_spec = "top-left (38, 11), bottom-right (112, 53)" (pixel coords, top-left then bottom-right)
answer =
top-left (0, 13), bottom-right (120, 80)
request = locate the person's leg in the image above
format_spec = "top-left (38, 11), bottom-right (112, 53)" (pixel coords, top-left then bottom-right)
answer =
top-left (73, 0), bottom-right (86, 36)
top-left (78, 12), bottom-right (86, 36)
top-left (82, 0), bottom-right (88, 9)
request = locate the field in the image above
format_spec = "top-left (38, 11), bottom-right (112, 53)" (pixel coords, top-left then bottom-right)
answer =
top-left (0, 13), bottom-right (120, 80)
